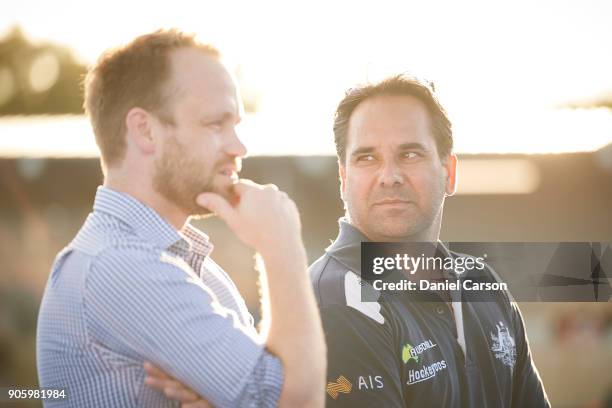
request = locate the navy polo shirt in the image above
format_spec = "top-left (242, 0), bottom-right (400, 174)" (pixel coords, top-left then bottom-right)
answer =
top-left (309, 220), bottom-right (550, 408)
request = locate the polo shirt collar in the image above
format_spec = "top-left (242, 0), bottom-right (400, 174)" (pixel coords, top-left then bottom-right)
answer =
top-left (326, 217), bottom-right (454, 277)
top-left (325, 218), bottom-right (369, 273)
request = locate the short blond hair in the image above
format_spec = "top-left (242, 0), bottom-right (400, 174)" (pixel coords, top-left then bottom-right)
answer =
top-left (83, 29), bottom-right (219, 169)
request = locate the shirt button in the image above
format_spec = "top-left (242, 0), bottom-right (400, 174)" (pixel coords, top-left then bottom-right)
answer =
top-left (435, 306), bottom-right (445, 315)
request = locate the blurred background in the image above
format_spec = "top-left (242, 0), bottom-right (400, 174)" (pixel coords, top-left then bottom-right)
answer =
top-left (1, 0), bottom-right (611, 407)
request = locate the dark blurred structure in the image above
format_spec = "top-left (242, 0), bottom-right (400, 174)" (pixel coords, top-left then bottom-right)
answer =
top-left (2, 150), bottom-right (610, 288)
top-left (1, 149), bottom-right (611, 305)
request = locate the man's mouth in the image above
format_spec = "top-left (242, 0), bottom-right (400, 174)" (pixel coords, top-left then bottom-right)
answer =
top-left (373, 198), bottom-right (413, 206)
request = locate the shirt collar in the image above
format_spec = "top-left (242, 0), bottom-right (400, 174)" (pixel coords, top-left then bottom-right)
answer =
top-left (93, 186), bottom-right (212, 256)
top-left (181, 223), bottom-right (214, 257)
top-left (326, 217), bottom-right (454, 276)
top-left (324, 218), bottom-right (369, 273)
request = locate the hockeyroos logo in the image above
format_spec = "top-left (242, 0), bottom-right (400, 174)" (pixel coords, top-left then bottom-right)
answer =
top-left (401, 339), bottom-right (437, 364)
top-left (407, 360), bottom-right (448, 385)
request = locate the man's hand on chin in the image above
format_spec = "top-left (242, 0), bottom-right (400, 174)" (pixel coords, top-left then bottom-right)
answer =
top-left (144, 362), bottom-right (212, 408)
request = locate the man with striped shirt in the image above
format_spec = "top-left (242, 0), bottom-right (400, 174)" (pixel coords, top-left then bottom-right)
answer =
top-left (36, 29), bottom-right (326, 407)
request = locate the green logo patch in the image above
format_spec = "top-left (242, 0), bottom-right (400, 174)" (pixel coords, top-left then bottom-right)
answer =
top-left (402, 343), bottom-right (419, 364)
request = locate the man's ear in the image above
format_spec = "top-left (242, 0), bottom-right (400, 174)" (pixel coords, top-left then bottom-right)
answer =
top-left (125, 107), bottom-right (156, 156)
top-left (443, 153), bottom-right (458, 196)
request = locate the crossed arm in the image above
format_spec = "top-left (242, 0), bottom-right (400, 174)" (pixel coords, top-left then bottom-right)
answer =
top-left (131, 181), bottom-right (327, 407)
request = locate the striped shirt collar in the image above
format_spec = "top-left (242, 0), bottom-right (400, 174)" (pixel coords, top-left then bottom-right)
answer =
top-left (93, 186), bottom-right (213, 257)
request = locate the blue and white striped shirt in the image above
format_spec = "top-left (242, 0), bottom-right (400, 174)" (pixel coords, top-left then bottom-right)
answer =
top-left (37, 186), bottom-right (284, 407)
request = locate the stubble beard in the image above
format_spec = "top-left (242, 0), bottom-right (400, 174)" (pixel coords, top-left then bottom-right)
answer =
top-left (348, 183), bottom-right (446, 242)
top-left (152, 135), bottom-right (233, 218)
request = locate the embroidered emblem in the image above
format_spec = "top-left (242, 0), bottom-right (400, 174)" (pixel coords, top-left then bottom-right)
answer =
top-left (490, 321), bottom-right (516, 369)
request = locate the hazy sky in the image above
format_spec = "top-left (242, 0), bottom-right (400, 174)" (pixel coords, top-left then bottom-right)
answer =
top-left (1, 0), bottom-right (611, 155)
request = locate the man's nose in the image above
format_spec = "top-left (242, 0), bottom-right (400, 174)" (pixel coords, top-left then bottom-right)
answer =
top-left (225, 127), bottom-right (247, 158)
top-left (379, 160), bottom-right (404, 187)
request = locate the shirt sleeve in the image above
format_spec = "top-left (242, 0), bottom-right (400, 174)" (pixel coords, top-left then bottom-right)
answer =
top-left (509, 301), bottom-right (550, 408)
top-left (84, 245), bottom-right (283, 408)
top-left (320, 304), bottom-right (405, 407)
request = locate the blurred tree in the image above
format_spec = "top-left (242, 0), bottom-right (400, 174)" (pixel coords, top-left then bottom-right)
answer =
top-left (0, 27), bottom-right (260, 115)
top-left (0, 26), bottom-right (86, 115)
top-left (565, 91), bottom-right (612, 110)
top-left (590, 97), bottom-right (612, 110)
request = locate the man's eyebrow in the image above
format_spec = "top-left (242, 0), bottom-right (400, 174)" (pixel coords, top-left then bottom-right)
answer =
top-left (350, 143), bottom-right (430, 157)
top-left (200, 112), bottom-right (241, 123)
top-left (397, 142), bottom-right (429, 151)
top-left (350, 146), bottom-right (376, 157)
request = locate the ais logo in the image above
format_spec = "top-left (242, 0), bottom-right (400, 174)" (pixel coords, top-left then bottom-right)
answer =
top-left (326, 375), bottom-right (384, 399)
top-left (326, 375), bottom-right (352, 400)
top-left (358, 375), bottom-right (384, 390)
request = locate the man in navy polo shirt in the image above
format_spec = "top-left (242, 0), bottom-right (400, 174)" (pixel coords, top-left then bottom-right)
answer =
top-left (309, 74), bottom-right (549, 407)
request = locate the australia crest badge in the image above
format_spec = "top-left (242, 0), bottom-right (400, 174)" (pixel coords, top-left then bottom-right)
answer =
top-left (490, 321), bottom-right (516, 370)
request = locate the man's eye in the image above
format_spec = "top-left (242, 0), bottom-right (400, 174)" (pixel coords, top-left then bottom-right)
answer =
top-left (403, 152), bottom-right (421, 160)
top-left (206, 122), bottom-right (223, 132)
top-left (204, 122), bottom-right (223, 131)
top-left (357, 155), bottom-right (375, 162)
